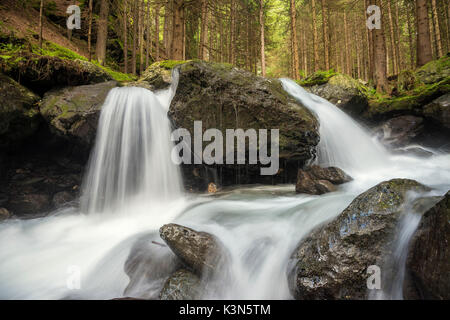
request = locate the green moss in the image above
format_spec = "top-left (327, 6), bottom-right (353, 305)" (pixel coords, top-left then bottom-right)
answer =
top-left (298, 69), bottom-right (338, 87)
top-left (158, 60), bottom-right (190, 69)
top-left (92, 61), bottom-right (136, 82)
top-left (32, 42), bottom-right (87, 61)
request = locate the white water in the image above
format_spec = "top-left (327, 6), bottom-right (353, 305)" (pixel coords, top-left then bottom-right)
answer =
top-left (0, 77), bottom-right (449, 300)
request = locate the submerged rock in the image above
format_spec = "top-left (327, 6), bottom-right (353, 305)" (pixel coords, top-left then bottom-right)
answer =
top-left (40, 81), bottom-right (117, 154)
top-left (0, 73), bottom-right (41, 149)
top-left (0, 208), bottom-right (10, 221)
top-left (307, 165), bottom-right (352, 185)
top-left (289, 179), bottom-right (429, 300)
top-left (405, 191), bottom-right (450, 300)
top-left (159, 269), bottom-right (202, 300)
top-left (159, 223), bottom-right (229, 276)
top-left (124, 233), bottom-right (181, 300)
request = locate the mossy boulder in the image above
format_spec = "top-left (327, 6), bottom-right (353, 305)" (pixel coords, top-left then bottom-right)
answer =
top-left (139, 60), bottom-right (189, 90)
top-left (288, 179), bottom-right (429, 300)
top-left (165, 60), bottom-right (319, 186)
top-left (303, 73), bottom-right (369, 117)
top-left (416, 55), bottom-right (450, 84)
top-left (2, 53), bottom-right (113, 95)
top-left (40, 81), bottom-right (117, 153)
top-left (0, 73), bottom-right (41, 149)
top-left (405, 191), bottom-right (450, 300)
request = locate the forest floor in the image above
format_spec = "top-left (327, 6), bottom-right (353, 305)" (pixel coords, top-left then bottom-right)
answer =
top-left (0, 0), bottom-right (89, 59)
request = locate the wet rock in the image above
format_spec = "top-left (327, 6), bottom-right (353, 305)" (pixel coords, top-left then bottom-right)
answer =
top-left (307, 165), bottom-right (353, 185)
top-left (159, 269), bottom-right (202, 300)
top-left (305, 74), bottom-right (369, 117)
top-left (160, 224), bottom-right (229, 276)
top-left (0, 208), bottom-right (11, 221)
top-left (124, 233), bottom-right (181, 300)
top-left (296, 166), bottom-right (352, 195)
top-left (7, 193), bottom-right (51, 216)
top-left (208, 183), bottom-right (218, 194)
top-left (0, 73), bottom-right (41, 149)
top-left (288, 179), bottom-right (429, 300)
top-left (423, 93), bottom-right (450, 130)
top-left (52, 191), bottom-right (75, 207)
top-left (374, 115), bottom-right (425, 148)
top-left (405, 191), bottom-right (450, 300)
top-left (40, 81), bottom-right (117, 154)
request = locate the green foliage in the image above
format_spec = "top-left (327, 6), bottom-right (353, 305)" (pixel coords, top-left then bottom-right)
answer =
top-left (159, 60), bottom-right (190, 69)
top-left (92, 61), bottom-right (137, 82)
top-left (32, 42), bottom-right (88, 61)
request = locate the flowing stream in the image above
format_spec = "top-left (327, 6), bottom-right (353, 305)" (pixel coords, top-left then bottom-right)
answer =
top-left (0, 76), bottom-right (449, 300)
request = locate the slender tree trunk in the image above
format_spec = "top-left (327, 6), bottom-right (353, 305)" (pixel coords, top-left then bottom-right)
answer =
top-left (260, 0), bottom-right (266, 77)
top-left (407, 6), bottom-right (415, 70)
top-left (132, 0), bottom-right (137, 75)
top-left (431, 0), bottom-right (443, 57)
top-left (416, 0), bottom-right (433, 67)
top-left (387, 0), bottom-right (398, 74)
top-left (374, 0), bottom-right (388, 92)
top-left (366, 0), bottom-right (374, 81)
top-left (290, 0), bottom-right (300, 80)
top-left (39, 0), bottom-right (44, 48)
top-left (155, 3), bottom-right (160, 61)
top-left (88, 0), bottom-right (94, 61)
top-left (311, 0), bottom-right (319, 71)
top-left (96, 0), bottom-right (110, 66)
top-left (171, 0), bottom-right (185, 60)
top-left (394, 0), bottom-right (402, 70)
top-left (321, 0), bottom-right (329, 70)
top-left (199, 0), bottom-right (209, 60)
top-left (145, 0), bottom-right (151, 69)
top-left (123, 0), bottom-right (128, 73)
top-left (164, 1), bottom-right (171, 57)
top-left (344, 11), bottom-right (350, 75)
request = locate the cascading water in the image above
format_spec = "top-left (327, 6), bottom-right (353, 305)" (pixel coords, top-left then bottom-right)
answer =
top-left (0, 74), bottom-right (449, 300)
top-left (280, 79), bottom-right (389, 175)
top-left (80, 81), bottom-right (182, 214)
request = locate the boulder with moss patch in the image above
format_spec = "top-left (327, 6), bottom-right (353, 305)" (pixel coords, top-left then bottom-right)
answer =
top-left (423, 93), bottom-right (450, 129)
top-left (416, 55), bottom-right (450, 85)
top-left (0, 73), bottom-right (41, 149)
top-left (139, 60), bottom-right (188, 90)
top-left (288, 179), bottom-right (429, 300)
top-left (302, 73), bottom-right (369, 117)
top-left (40, 81), bottom-right (117, 153)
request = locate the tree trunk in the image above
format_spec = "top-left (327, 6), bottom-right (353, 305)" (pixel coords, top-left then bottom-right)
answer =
top-left (155, 3), bottom-right (160, 61)
top-left (199, 0), bottom-right (209, 60)
top-left (145, 0), bottom-right (151, 69)
top-left (96, 0), bottom-right (110, 66)
top-left (39, 0), bottom-right (44, 48)
top-left (321, 0), bottom-right (329, 70)
top-left (311, 0), bottom-right (319, 71)
top-left (374, 0), bottom-right (388, 92)
top-left (387, 0), bottom-right (398, 75)
top-left (416, 0), bottom-right (433, 67)
top-left (123, 0), bottom-right (128, 73)
top-left (431, 0), bottom-right (443, 57)
top-left (88, 0), bottom-right (94, 61)
top-left (171, 0), bottom-right (185, 60)
top-left (407, 6), bottom-right (415, 70)
top-left (260, 0), bottom-right (266, 77)
top-left (290, 0), bottom-right (300, 80)
top-left (132, 0), bottom-right (137, 75)
top-left (164, 1), bottom-right (171, 56)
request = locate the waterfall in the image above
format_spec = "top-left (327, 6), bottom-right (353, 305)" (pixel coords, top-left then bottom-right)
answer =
top-left (280, 79), bottom-right (390, 175)
top-left (81, 72), bottom-right (182, 214)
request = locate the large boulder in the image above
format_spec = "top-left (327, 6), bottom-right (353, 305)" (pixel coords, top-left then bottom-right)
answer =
top-left (304, 73), bottom-right (369, 117)
top-left (288, 179), bottom-right (429, 300)
top-left (144, 60), bottom-right (319, 186)
top-left (160, 224), bottom-right (229, 276)
top-left (40, 81), bottom-right (117, 154)
top-left (0, 73), bottom-right (41, 149)
top-left (416, 55), bottom-right (450, 85)
top-left (423, 93), bottom-right (450, 130)
top-left (405, 191), bottom-right (450, 300)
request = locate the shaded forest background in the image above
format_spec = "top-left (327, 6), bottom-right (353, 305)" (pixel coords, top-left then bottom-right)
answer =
top-left (2, 0), bottom-right (450, 91)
